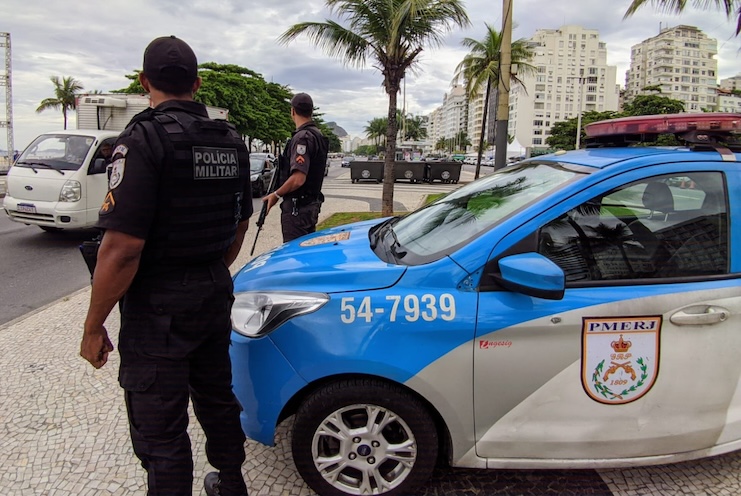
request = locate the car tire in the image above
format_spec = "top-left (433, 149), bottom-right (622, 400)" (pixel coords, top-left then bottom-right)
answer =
top-left (292, 378), bottom-right (438, 496)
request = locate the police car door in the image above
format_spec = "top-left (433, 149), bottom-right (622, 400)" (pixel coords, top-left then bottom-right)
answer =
top-left (473, 163), bottom-right (741, 464)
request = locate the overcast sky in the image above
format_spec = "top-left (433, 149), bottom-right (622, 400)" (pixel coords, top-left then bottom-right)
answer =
top-left (1, 0), bottom-right (739, 150)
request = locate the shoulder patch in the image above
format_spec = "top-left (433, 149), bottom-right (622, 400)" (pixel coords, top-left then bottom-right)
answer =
top-left (109, 158), bottom-right (125, 189)
top-left (296, 144), bottom-right (307, 155)
top-left (113, 144), bottom-right (128, 157)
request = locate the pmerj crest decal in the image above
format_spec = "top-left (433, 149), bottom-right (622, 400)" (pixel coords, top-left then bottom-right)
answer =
top-left (582, 316), bottom-right (661, 405)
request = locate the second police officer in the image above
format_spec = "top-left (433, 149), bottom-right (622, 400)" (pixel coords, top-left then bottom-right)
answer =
top-left (263, 93), bottom-right (329, 242)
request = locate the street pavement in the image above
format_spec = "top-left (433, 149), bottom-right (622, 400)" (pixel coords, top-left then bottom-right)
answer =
top-left (2, 168), bottom-right (741, 495)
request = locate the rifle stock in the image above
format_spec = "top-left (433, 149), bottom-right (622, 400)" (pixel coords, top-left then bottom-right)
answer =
top-left (249, 153), bottom-right (281, 256)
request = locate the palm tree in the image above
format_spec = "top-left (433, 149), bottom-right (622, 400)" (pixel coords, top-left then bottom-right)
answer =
top-left (454, 24), bottom-right (534, 179)
top-left (280, 0), bottom-right (470, 216)
top-left (624, 0), bottom-right (741, 36)
top-left (364, 117), bottom-right (388, 150)
top-left (403, 114), bottom-right (427, 141)
top-left (36, 76), bottom-right (84, 130)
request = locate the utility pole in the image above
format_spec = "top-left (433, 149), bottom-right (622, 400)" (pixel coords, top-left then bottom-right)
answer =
top-left (0, 32), bottom-right (12, 169)
top-left (493, 0), bottom-right (512, 170)
top-left (575, 69), bottom-right (584, 149)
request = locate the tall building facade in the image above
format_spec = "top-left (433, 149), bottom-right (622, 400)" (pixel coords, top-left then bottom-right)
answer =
top-left (441, 84), bottom-right (468, 143)
top-left (508, 25), bottom-right (619, 152)
top-left (720, 74), bottom-right (741, 92)
top-left (625, 25), bottom-right (718, 112)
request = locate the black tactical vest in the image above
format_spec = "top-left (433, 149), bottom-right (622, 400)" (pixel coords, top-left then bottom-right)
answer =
top-left (133, 109), bottom-right (251, 269)
top-left (280, 124), bottom-right (329, 204)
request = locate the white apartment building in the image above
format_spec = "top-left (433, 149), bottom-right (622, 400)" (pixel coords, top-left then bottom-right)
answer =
top-left (720, 74), bottom-right (741, 92)
top-left (441, 84), bottom-right (468, 144)
top-left (508, 25), bottom-right (619, 151)
top-left (715, 89), bottom-right (741, 113)
top-left (625, 25), bottom-right (718, 112)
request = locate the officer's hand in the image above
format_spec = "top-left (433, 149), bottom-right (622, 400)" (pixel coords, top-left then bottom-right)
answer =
top-left (262, 192), bottom-right (279, 214)
top-left (80, 325), bottom-right (114, 369)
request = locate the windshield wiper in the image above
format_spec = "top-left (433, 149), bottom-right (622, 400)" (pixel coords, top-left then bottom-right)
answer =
top-left (369, 217), bottom-right (394, 250)
top-left (384, 222), bottom-right (407, 260)
top-left (15, 161), bottom-right (65, 175)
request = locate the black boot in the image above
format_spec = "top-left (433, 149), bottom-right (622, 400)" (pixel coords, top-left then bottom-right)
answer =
top-left (204, 471), bottom-right (249, 496)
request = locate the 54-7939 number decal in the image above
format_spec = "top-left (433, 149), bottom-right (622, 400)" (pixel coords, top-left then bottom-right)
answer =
top-left (340, 294), bottom-right (456, 324)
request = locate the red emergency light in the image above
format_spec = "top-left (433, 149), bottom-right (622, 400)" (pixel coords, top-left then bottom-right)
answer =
top-left (585, 113), bottom-right (741, 138)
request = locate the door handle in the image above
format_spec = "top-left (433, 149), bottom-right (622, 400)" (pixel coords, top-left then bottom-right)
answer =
top-left (670, 305), bottom-right (729, 326)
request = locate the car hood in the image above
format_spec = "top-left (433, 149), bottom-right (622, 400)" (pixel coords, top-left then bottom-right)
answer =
top-left (233, 219), bottom-right (406, 293)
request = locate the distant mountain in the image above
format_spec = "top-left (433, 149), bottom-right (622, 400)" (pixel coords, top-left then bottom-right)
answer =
top-left (325, 122), bottom-right (348, 138)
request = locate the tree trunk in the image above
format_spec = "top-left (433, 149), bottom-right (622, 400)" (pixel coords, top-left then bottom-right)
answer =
top-left (63, 107), bottom-right (68, 130)
top-left (381, 85), bottom-right (399, 217)
top-left (494, 0), bottom-right (513, 170)
top-left (475, 78), bottom-right (492, 180)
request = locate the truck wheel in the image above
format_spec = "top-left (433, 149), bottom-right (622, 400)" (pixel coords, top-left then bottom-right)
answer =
top-left (292, 378), bottom-right (438, 496)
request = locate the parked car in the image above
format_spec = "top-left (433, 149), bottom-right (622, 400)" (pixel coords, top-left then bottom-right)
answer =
top-left (341, 156), bottom-right (353, 168)
top-left (229, 113), bottom-right (741, 496)
top-left (249, 153), bottom-right (275, 197)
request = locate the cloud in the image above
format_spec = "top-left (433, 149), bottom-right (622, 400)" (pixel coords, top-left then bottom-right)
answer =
top-left (1, 0), bottom-right (738, 150)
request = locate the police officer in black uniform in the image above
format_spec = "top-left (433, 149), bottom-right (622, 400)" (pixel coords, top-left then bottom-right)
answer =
top-left (80, 36), bottom-right (252, 496)
top-left (263, 93), bottom-right (329, 242)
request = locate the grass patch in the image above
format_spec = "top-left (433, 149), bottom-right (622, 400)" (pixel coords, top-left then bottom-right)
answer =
top-left (317, 193), bottom-right (446, 230)
top-left (317, 211), bottom-right (387, 230)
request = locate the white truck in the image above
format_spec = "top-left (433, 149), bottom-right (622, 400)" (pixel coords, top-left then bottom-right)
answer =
top-left (3, 94), bottom-right (228, 231)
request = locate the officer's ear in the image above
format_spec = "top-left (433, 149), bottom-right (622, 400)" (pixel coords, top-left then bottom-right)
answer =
top-left (139, 72), bottom-right (151, 94)
top-left (192, 76), bottom-right (202, 94)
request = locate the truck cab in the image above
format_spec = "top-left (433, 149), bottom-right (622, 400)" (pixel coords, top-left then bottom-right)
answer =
top-left (3, 130), bottom-right (118, 231)
top-left (3, 93), bottom-right (229, 231)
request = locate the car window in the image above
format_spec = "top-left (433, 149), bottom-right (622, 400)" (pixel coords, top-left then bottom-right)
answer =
top-left (250, 157), bottom-right (267, 173)
top-left (538, 172), bottom-right (729, 283)
top-left (17, 134), bottom-right (95, 171)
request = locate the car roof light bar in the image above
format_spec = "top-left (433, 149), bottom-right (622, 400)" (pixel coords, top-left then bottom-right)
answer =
top-left (585, 113), bottom-right (741, 138)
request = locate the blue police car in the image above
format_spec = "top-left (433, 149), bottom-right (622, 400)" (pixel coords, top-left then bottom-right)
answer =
top-left (230, 113), bottom-right (741, 496)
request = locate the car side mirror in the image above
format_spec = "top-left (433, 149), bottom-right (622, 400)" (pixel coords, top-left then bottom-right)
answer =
top-left (91, 158), bottom-right (108, 175)
top-left (494, 253), bottom-right (565, 300)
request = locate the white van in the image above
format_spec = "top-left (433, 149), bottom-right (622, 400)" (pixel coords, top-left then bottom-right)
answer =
top-left (3, 94), bottom-right (229, 232)
top-left (3, 130), bottom-right (119, 231)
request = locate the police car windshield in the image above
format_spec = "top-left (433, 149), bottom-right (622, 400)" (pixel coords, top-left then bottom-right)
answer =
top-left (17, 134), bottom-right (94, 171)
top-left (387, 162), bottom-right (580, 264)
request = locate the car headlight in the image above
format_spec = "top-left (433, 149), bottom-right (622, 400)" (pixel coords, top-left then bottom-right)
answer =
top-left (250, 174), bottom-right (260, 182)
top-left (231, 291), bottom-right (329, 338)
top-left (59, 180), bottom-right (82, 202)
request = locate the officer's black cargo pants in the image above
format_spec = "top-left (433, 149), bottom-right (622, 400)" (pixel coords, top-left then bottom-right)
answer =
top-left (280, 198), bottom-right (322, 243)
top-left (118, 262), bottom-right (247, 495)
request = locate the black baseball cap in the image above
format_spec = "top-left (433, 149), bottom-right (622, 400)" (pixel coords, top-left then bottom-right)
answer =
top-left (142, 36), bottom-right (198, 86)
top-left (291, 93), bottom-right (314, 114)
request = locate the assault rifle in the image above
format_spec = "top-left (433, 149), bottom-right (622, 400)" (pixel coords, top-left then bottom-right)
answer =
top-left (249, 153), bottom-right (281, 256)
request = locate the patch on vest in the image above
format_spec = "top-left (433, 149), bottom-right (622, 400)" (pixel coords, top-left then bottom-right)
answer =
top-left (193, 147), bottom-right (239, 179)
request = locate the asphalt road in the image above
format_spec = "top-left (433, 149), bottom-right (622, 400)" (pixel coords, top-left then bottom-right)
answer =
top-left (0, 215), bottom-right (95, 325)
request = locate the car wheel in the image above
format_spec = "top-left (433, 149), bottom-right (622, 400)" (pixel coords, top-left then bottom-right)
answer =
top-left (292, 379), bottom-right (438, 496)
